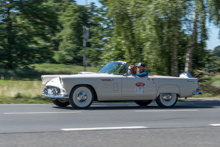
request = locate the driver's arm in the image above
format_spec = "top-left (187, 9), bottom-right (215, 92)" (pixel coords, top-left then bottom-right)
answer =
top-left (134, 72), bottom-right (148, 77)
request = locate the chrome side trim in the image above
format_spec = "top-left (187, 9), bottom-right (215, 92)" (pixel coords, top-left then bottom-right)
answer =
top-left (42, 94), bottom-right (69, 99)
top-left (193, 91), bottom-right (202, 95)
top-left (101, 79), bottom-right (112, 81)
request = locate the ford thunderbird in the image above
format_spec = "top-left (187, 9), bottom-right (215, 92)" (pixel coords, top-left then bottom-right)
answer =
top-left (41, 61), bottom-right (202, 109)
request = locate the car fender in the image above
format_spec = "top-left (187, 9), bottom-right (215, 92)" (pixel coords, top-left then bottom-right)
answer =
top-left (157, 84), bottom-right (181, 97)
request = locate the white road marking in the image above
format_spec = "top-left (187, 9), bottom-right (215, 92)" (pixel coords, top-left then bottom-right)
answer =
top-left (135, 109), bottom-right (199, 112)
top-left (61, 126), bottom-right (148, 131)
top-left (210, 124), bottom-right (220, 126)
top-left (4, 111), bottom-right (81, 115)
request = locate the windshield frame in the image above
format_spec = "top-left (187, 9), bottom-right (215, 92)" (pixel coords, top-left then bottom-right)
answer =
top-left (97, 61), bottom-right (128, 75)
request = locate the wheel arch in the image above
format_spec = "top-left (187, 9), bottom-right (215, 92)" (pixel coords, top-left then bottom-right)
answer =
top-left (71, 84), bottom-right (98, 101)
top-left (157, 92), bottom-right (180, 98)
top-left (157, 84), bottom-right (181, 98)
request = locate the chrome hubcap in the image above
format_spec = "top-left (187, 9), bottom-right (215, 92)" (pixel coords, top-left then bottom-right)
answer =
top-left (77, 91), bottom-right (87, 102)
top-left (162, 94), bottom-right (172, 101)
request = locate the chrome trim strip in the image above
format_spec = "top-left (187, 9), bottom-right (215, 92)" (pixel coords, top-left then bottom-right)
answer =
top-left (101, 79), bottom-right (112, 81)
top-left (42, 94), bottom-right (69, 99)
top-left (192, 91), bottom-right (202, 95)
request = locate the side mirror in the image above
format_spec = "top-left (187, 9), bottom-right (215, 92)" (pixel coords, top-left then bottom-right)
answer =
top-left (123, 73), bottom-right (128, 76)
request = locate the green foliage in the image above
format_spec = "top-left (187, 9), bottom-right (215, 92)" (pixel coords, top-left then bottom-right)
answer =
top-left (0, 0), bottom-right (58, 69)
top-left (213, 45), bottom-right (220, 57)
top-left (193, 70), bottom-right (220, 97)
top-left (0, 0), bottom-right (220, 77)
top-left (105, 0), bottom-right (187, 75)
top-left (102, 36), bottom-right (126, 65)
top-left (104, 0), bottom-right (220, 76)
top-left (55, 2), bottom-right (87, 64)
top-left (209, 56), bottom-right (220, 73)
top-left (87, 1), bottom-right (112, 66)
top-left (107, 0), bottom-right (145, 64)
top-left (52, 1), bottom-right (106, 66)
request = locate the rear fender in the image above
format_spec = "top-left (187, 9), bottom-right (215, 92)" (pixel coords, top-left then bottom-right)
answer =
top-left (157, 85), bottom-right (180, 97)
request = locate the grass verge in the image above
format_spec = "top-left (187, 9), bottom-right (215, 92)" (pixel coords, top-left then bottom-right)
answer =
top-left (0, 64), bottom-right (100, 103)
top-left (212, 74), bottom-right (220, 86)
top-left (0, 80), bottom-right (51, 104)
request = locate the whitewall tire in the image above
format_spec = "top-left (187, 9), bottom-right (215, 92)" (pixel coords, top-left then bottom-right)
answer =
top-left (69, 86), bottom-right (94, 109)
top-left (156, 93), bottom-right (178, 108)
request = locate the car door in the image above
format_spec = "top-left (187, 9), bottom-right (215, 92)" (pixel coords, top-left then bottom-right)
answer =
top-left (95, 75), bottom-right (123, 101)
top-left (122, 75), bottom-right (157, 100)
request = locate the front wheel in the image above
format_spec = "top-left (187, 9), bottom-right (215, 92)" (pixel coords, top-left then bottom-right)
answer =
top-left (51, 99), bottom-right (70, 107)
top-left (135, 100), bottom-right (152, 106)
top-left (156, 93), bottom-right (178, 108)
top-left (69, 86), bottom-right (94, 109)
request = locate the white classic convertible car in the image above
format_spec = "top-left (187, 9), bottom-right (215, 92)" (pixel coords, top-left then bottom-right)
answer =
top-left (42, 61), bottom-right (202, 109)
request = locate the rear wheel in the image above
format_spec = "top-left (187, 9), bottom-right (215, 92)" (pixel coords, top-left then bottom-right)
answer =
top-left (156, 93), bottom-right (178, 108)
top-left (69, 86), bottom-right (94, 109)
top-left (51, 99), bottom-right (70, 107)
top-left (135, 100), bottom-right (152, 106)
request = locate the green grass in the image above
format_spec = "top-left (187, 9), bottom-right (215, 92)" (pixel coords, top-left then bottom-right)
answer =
top-left (0, 80), bottom-right (44, 98)
top-left (212, 74), bottom-right (220, 86)
top-left (0, 80), bottom-right (50, 104)
top-left (32, 63), bottom-right (100, 75)
top-left (194, 74), bottom-right (220, 97)
top-left (0, 63), bottom-right (100, 81)
top-left (0, 64), bottom-right (100, 103)
top-left (192, 93), bottom-right (220, 97)
top-left (0, 97), bottom-right (51, 104)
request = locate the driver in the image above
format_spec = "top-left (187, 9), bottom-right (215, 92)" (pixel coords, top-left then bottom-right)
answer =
top-left (134, 62), bottom-right (148, 77)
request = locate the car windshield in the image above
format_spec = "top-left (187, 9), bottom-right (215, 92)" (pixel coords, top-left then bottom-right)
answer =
top-left (98, 62), bottom-right (127, 74)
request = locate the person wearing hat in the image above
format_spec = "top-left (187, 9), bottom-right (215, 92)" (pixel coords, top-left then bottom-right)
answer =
top-left (134, 62), bottom-right (148, 77)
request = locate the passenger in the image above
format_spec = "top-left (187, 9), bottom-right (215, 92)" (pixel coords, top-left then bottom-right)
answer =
top-left (134, 62), bottom-right (148, 77)
top-left (128, 65), bottom-right (136, 75)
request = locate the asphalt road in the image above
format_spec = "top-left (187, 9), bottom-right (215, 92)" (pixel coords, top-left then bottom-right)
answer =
top-left (0, 98), bottom-right (220, 147)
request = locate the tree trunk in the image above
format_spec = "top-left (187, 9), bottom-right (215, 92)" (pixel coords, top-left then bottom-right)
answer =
top-left (185, 7), bottom-right (197, 74)
top-left (171, 24), bottom-right (178, 77)
top-left (6, 7), bottom-right (13, 69)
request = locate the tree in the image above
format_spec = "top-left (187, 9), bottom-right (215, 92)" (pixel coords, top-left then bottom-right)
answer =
top-left (106, 0), bottom-right (220, 76)
top-left (141, 0), bottom-right (185, 76)
top-left (107, 0), bottom-right (146, 64)
top-left (0, 0), bottom-right (58, 69)
top-left (53, 1), bottom-right (104, 65)
top-left (87, 0), bottom-right (113, 66)
top-left (184, 0), bottom-right (220, 74)
top-left (107, 0), bottom-right (188, 76)
top-left (213, 45), bottom-right (220, 57)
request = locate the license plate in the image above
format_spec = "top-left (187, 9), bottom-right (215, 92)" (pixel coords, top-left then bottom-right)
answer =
top-left (47, 89), bottom-right (53, 94)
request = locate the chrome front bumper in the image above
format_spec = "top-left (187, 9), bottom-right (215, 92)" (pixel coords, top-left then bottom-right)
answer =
top-left (42, 94), bottom-right (69, 99)
top-left (193, 91), bottom-right (202, 95)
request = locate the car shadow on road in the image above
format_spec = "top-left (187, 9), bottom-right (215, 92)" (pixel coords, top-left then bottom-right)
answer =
top-left (52, 99), bottom-right (220, 110)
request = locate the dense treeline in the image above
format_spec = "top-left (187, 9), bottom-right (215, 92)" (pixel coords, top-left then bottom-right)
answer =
top-left (0, 0), bottom-right (220, 76)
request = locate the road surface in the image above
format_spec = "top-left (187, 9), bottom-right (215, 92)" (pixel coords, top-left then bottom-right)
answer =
top-left (0, 98), bottom-right (220, 147)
